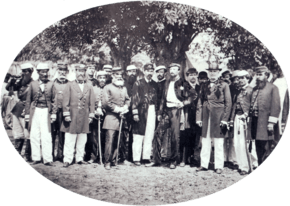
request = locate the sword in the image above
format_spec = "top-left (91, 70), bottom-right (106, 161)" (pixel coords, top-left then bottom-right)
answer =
top-left (115, 116), bottom-right (124, 167)
top-left (98, 116), bottom-right (103, 165)
top-left (242, 118), bottom-right (253, 173)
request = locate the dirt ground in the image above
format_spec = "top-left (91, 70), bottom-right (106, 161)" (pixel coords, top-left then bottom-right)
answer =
top-left (7, 129), bottom-right (246, 205)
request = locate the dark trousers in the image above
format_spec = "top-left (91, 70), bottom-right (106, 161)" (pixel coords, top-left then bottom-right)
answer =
top-left (251, 116), bottom-right (272, 165)
top-left (104, 129), bottom-right (125, 163)
top-left (84, 119), bottom-right (106, 162)
top-left (167, 108), bottom-right (181, 164)
top-left (123, 127), bottom-right (133, 162)
top-left (180, 128), bottom-right (196, 163)
top-left (51, 109), bottom-right (65, 160)
top-left (14, 139), bottom-right (31, 159)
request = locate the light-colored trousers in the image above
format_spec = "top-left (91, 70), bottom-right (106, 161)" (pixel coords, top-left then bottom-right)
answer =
top-left (234, 115), bottom-right (258, 172)
top-left (63, 133), bottom-right (87, 164)
top-left (30, 108), bottom-right (52, 163)
top-left (12, 115), bottom-right (29, 139)
top-left (224, 137), bottom-right (237, 164)
top-left (133, 105), bottom-right (156, 161)
top-left (200, 116), bottom-right (224, 169)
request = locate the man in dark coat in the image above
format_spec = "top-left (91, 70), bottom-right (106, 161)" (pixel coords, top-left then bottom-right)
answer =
top-left (86, 63), bottom-right (98, 86)
top-left (229, 71), bottom-right (258, 175)
top-left (102, 67), bottom-right (130, 170)
top-left (180, 68), bottom-right (199, 167)
top-left (6, 62), bottom-right (33, 161)
top-left (86, 70), bottom-right (107, 164)
top-left (123, 64), bottom-right (138, 162)
top-left (61, 65), bottom-right (95, 167)
top-left (25, 63), bottom-right (58, 166)
top-left (155, 65), bottom-right (167, 110)
top-left (196, 57), bottom-right (232, 174)
top-left (51, 62), bottom-right (69, 162)
top-left (131, 63), bottom-right (158, 166)
top-left (156, 63), bottom-right (192, 169)
top-left (248, 66), bottom-right (280, 166)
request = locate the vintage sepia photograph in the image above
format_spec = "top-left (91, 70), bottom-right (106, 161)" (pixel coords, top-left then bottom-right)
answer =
top-left (0, 0), bottom-right (289, 205)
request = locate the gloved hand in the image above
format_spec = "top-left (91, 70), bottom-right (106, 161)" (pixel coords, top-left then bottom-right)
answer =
top-left (220, 121), bottom-right (228, 129)
top-left (95, 108), bottom-right (104, 116)
top-left (51, 116), bottom-right (56, 123)
top-left (238, 114), bottom-right (247, 121)
top-left (65, 116), bottom-right (71, 122)
top-left (157, 115), bottom-right (162, 122)
top-left (177, 102), bottom-right (184, 109)
top-left (267, 123), bottom-right (275, 132)
top-left (196, 121), bottom-right (202, 127)
top-left (89, 118), bottom-right (93, 124)
top-left (229, 121), bottom-right (234, 127)
top-left (133, 115), bottom-right (140, 122)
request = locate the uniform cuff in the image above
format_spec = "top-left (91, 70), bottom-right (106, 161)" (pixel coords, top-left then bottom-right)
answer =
top-left (132, 109), bottom-right (138, 115)
top-left (113, 106), bottom-right (121, 113)
top-left (25, 115), bottom-right (29, 119)
top-left (268, 116), bottom-right (278, 124)
top-left (183, 100), bottom-right (190, 106)
top-left (63, 111), bottom-right (70, 117)
top-left (89, 113), bottom-right (94, 118)
top-left (51, 114), bottom-right (56, 119)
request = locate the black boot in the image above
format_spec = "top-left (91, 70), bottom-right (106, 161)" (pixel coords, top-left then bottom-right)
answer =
top-left (24, 139), bottom-right (32, 162)
top-left (15, 139), bottom-right (25, 155)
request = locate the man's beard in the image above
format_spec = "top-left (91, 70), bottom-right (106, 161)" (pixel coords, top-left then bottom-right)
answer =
top-left (256, 78), bottom-right (267, 89)
top-left (157, 74), bottom-right (164, 81)
top-left (112, 77), bottom-right (124, 86)
top-left (146, 74), bottom-right (153, 81)
top-left (21, 73), bottom-right (32, 86)
top-left (98, 80), bottom-right (106, 88)
top-left (77, 74), bottom-right (85, 81)
top-left (39, 75), bottom-right (48, 82)
top-left (87, 74), bottom-right (94, 80)
top-left (127, 75), bottom-right (137, 85)
top-left (58, 74), bottom-right (66, 81)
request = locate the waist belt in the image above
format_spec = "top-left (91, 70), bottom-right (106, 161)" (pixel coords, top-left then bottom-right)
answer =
top-left (36, 102), bottom-right (48, 108)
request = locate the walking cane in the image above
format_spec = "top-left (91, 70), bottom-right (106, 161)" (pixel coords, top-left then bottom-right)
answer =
top-left (242, 119), bottom-right (253, 173)
top-left (115, 115), bottom-right (124, 167)
top-left (98, 116), bottom-right (103, 165)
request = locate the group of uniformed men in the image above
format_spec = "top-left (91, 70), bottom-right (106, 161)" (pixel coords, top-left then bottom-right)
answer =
top-left (6, 58), bottom-right (287, 175)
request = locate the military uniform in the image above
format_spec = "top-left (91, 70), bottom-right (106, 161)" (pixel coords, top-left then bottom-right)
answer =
top-left (25, 63), bottom-right (57, 164)
top-left (6, 63), bottom-right (33, 160)
top-left (51, 78), bottom-right (68, 161)
top-left (61, 80), bottom-right (95, 164)
top-left (102, 81), bottom-right (130, 166)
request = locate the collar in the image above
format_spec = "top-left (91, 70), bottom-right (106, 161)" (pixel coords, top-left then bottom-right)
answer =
top-left (241, 83), bottom-right (249, 90)
top-left (38, 79), bottom-right (48, 84)
top-left (171, 75), bottom-right (180, 82)
top-left (76, 79), bottom-right (86, 84)
top-left (188, 82), bottom-right (196, 89)
top-left (158, 78), bottom-right (166, 83)
top-left (144, 77), bottom-right (151, 83)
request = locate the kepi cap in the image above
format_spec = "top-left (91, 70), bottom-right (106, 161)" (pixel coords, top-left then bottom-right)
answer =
top-left (168, 63), bottom-right (181, 69)
top-left (57, 62), bottom-right (68, 69)
top-left (112, 67), bottom-right (122, 72)
top-left (36, 62), bottom-right (50, 70)
top-left (126, 65), bottom-right (137, 71)
top-left (103, 65), bottom-right (113, 70)
top-left (20, 62), bottom-right (34, 70)
top-left (186, 68), bottom-right (198, 76)
top-left (96, 70), bottom-right (107, 77)
top-left (254, 66), bottom-right (269, 73)
top-left (237, 70), bottom-right (249, 77)
top-left (144, 63), bottom-right (154, 71)
top-left (155, 65), bottom-right (167, 72)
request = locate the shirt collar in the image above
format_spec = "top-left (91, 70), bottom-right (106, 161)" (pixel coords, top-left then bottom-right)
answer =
top-left (158, 78), bottom-right (166, 83)
top-left (144, 77), bottom-right (151, 83)
top-left (171, 75), bottom-right (180, 82)
top-left (76, 79), bottom-right (86, 84)
top-left (188, 82), bottom-right (196, 89)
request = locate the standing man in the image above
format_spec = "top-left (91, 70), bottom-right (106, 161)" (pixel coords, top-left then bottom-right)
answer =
top-left (155, 65), bottom-right (167, 111)
top-left (103, 65), bottom-right (113, 84)
top-left (123, 64), bottom-right (138, 162)
top-left (180, 68), bottom-right (199, 166)
top-left (196, 57), bottom-right (232, 174)
top-left (230, 71), bottom-right (257, 175)
top-left (61, 65), bottom-right (95, 167)
top-left (7, 62), bottom-right (33, 161)
top-left (86, 63), bottom-right (98, 86)
top-left (224, 70), bottom-right (240, 170)
top-left (51, 62), bottom-right (69, 162)
top-left (157, 63), bottom-right (191, 169)
top-left (25, 62), bottom-right (57, 166)
top-left (131, 63), bottom-right (158, 166)
top-left (102, 67), bottom-right (130, 170)
top-left (248, 66), bottom-right (280, 166)
top-left (86, 70), bottom-right (107, 164)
